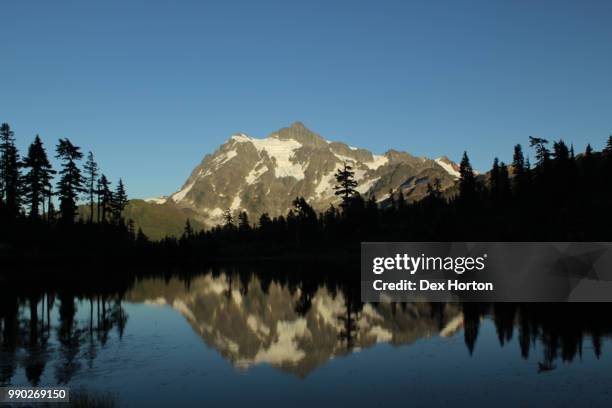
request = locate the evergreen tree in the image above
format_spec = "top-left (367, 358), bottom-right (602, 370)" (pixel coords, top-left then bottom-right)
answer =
top-left (136, 228), bottom-right (148, 245)
top-left (111, 178), bottom-right (128, 223)
top-left (334, 162), bottom-right (358, 208)
top-left (98, 175), bottom-right (112, 222)
top-left (258, 212), bottom-right (271, 228)
top-left (238, 211), bottom-right (250, 232)
top-left (583, 144), bottom-right (594, 175)
top-left (489, 157), bottom-right (500, 199)
top-left (512, 144), bottom-right (526, 194)
top-left (524, 156), bottom-right (532, 187)
top-left (604, 136), bottom-right (612, 190)
top-left (512, 144), bottom-right (525, 171)
top-left (292, 197), bottom-right (318, 222)
top-left (553, 140), bottom-right (570, 167)
top-left (498, 162), bottom-right (511, 202)
top-left (0, 123), bottom-right (22, 216)
top-left (291, 197), bottom-right (318, 243)
top-left (459, 151), bottom-right (476, 201)
top-left (83, 151), bottom-right (99, 223)
top-left (183, 219), bottom-right (194, 240)
top-left (223, 209), bottom-right (234, 230)
top-left (604, 135), bottom-right (612, 156)
top-left (47, 200), bottom-right (56, 223)
top-left (323, 204), bottom-right (339, 229)
top-left (258, 212), bottom-right (272, 239)
top-left (55, 138), bottom-right (84, 223)
top-left (529, 137), bottom-right (550, 169)
top-left (22, 135), bottom-right (55, 218)
top-left (489, 158), bottom-right (511, 203)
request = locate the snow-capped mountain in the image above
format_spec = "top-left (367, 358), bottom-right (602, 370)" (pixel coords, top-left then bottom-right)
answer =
top-left (151, 122), bottom-right (460, 227)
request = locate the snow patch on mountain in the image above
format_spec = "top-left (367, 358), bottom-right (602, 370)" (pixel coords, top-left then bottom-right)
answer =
top-left (207, 207), bottom-right (224, 218)
top-left (234, 134), bottom-right (305, 180)
top-left (144, 196), bottom-right (168, 204)
top-left (231, 133), bottom-right (251, 143)
top-left (365, 154), bottom-right (388, 170)
top-left (435, 157), bottom-right (460, 178)
top-left (245, 162), bottom-right (269, 184)
top-left (333, 153), bottom-right (357, 164)
top-left (314, 167), bottom-right (339, 198)
top-left (212, 150), bottom-right (237, 167)
top-left (356, 177), bottom-right (380, 194)
top-left (171, 181), bottom-right (195, 202)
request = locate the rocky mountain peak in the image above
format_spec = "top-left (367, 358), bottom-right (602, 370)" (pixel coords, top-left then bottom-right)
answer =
top-left (273, 121), bottom-right (329, 148)
top-left (151, 123), bottom-right (461, 228)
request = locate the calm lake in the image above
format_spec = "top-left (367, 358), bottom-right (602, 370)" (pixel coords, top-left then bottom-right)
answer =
top-left (1, 265), bottom-right (612, 407)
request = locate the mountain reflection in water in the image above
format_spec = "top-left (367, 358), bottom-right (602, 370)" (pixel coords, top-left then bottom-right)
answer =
top-left (1, 267), bottom-right (612, 406)
top-left (127, 273), bottom-right (463, 377)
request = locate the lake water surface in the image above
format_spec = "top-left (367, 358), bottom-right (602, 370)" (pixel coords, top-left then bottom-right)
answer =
top-left (1, 266), bottom-right (612, 407)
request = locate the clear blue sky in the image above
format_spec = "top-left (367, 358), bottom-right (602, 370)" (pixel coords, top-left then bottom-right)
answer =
top-left (2, 0), bottom-right (611, 199)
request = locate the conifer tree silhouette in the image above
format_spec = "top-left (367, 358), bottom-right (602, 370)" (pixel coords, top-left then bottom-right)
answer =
top-left (498, 162), bottom-right (511, 202)
top-left (55, 139), bottom-right (84, 224)
top-left (83, 152), bottom-right (99, 223)
top-left (182, 219), bottom-right (194, 240)
top-left (459, 151), bottom-right (476, 202)
top-left (334, 162), bottom-right (358, 208)
top-left (223, 209), bottom-right (234, 230)
top-left (512, 144), bottom-right (527, 195)
top-left (0, 123), bottom-right (22, 216)
top-left (22, 135), bottom-right (55, 218)
top-left (97, 175), bottom-right (112, 223)
top-left (238, 211), bottom-right (250, 233)
top-left (604, 135), bottom-right (612, 156)
top-left (111, 178), bottom-right (128, 223)
top-left (489, 157), bottom-right (500, 199)
top-left (529, 137), bottom-right (550, 169)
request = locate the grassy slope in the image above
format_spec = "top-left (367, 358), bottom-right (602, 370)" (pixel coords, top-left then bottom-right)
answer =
top-left (78, 200), bottom-right (206, 240)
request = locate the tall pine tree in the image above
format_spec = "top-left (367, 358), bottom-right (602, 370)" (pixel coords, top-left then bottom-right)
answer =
top-left (97, 174), bottom-right (112, 222)
top-left (83, 151), bottom-right (99, 223)
top-left (498, 162), bottom-right (511, 202)
top-left (111, 178), bottom-right (128, 223)
top-left (603, 135), bottom-right (612, 156)
top-left (0, 123), bottom-right (22, 216)
top-left (512, 144), bottom-right (527, 195)
top-left (334, 162), bottom-right (358, 208)
top-left (489, 157), bottom-right (500, 200)
top-left (529, 136), bottom-right (550, 169)
top-left (459, 151), bottom-right (476, 201)
top-left (22, 135), bottom-right (55, 218)
top-left (55, 138), bottom-right (84, 223)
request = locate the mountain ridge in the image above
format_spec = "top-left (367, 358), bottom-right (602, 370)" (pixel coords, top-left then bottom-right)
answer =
top-left (142, 122), bottom-right (461, 230)
top-left (131, 122), bottom-right (459, 239)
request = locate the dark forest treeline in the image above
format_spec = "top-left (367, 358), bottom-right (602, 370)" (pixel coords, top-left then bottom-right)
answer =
top-left (169, 135), bottom-right (612, 259)
top-left (0, 122), bottom-right (149, 265)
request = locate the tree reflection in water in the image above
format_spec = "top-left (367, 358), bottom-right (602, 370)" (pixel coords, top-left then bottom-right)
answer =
top-left (0, 288), bottom-right (129, 386)
top-left (1, 268), bottom-right (611, 385)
